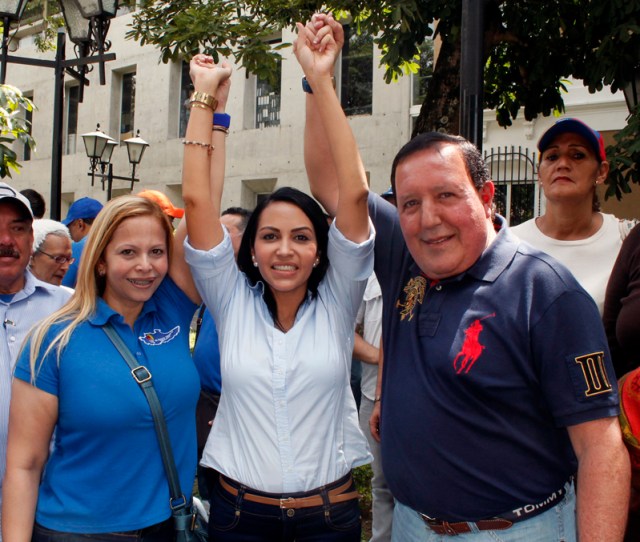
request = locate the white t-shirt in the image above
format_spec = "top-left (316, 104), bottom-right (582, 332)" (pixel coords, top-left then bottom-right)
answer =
top-left (511, 213), bottom-right (634, 314)
top-left (355, 273), bottom-right (382, 400)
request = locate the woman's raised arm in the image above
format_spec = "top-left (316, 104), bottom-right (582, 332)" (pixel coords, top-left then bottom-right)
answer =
top-left (181, 55), bottom-right (232, 251)
top-left (294, 16), bottom-right (369, 243)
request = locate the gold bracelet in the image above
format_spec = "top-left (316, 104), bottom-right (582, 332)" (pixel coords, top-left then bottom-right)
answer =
top-left (189, 91), bottom-right (218, 111)
top-left (182, 139), bottom-right (214, 155)
top-left (212, 125), bottom-right (229, 135)
top-left (189, 102), bottom-right (212, 111)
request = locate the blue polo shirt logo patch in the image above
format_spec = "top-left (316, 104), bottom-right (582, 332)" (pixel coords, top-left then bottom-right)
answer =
top-left (139, 326), bottom-right (180, 346)
top-left (396, 276), bottom-right (427, 321)
top-left (574, 352), bottom-right (612, 397)
top-left (453, 313), bottom-right (496, 374)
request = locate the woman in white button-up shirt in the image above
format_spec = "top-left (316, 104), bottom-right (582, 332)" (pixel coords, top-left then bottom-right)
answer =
top-left (181, 18), bottom-right (374, 542)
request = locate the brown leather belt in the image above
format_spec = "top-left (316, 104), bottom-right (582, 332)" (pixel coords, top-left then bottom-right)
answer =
top-left (219, 475), bottom-right (360, 510)
top-left (421, 517), bottom-right (513, 535)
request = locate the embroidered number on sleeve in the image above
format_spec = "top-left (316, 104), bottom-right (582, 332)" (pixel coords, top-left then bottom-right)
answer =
top-left (573, 352), bottom-right (613, 397)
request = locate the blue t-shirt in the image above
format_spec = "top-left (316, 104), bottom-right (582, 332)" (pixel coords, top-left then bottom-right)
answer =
top-left (14, 277), bottom-right (198, 533)
top-left (192, 307), bottom-right (221, 395)
top-left (61, 237), bottom-right (86, 288)
top-left (369, 194), bottom-right (619, 521)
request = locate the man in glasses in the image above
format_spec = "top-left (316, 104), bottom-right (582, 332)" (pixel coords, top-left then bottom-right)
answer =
top-left (29, 219), bottom-right (74, 287)
top-left (0, 182), bottom-right (71, 538)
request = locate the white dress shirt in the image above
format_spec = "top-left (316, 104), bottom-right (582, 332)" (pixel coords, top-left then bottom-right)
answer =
top-left (185, 223), bottom-right (374, 493)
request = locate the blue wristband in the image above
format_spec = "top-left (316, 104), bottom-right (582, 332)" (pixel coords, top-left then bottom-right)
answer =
top-left (302, 76), bottom-right (336, 94)
top-left (302, 77), bottom-right (313, 94)
top-left (213, 113), bottom-right (231, 129)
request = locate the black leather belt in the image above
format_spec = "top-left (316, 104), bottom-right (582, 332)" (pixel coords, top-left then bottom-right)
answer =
top-left (420, 478), bottom-right (572, 536)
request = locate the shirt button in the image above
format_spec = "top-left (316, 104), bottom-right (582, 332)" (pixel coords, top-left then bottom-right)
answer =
top-left (9, 335), bottom-right (15, 342)
top-left (136, 352), bottom-right (142, 356)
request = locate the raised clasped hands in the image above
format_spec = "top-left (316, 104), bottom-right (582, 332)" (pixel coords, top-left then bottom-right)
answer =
top-left (189, 54), bottom-right (232, 100)
top-left (294, 13), bottom-right (344, 86)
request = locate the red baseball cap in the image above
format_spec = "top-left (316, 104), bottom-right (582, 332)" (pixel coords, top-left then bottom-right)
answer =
top-left (537, 118), bottom-right (606, 162)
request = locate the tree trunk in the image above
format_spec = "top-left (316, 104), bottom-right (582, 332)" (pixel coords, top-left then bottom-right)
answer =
top-left (412, 24), bottom-right (462, 138)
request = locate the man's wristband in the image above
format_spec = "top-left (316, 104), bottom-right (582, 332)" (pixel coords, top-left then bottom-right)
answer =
top-left (302, 76), bottom-right (336, 94)
top-left (213, 112), bottom-right (231, 129)
top-left (374, 396), bottom-right (381, 403)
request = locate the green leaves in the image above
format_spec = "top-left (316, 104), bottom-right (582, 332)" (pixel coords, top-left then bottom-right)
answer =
top-left (0, 85), bottom-right (36, 179)
top-left (606, 107), bottom-right (640, 201)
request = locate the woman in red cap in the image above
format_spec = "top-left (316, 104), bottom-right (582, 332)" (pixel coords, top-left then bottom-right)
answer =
top-left (511, 118), bottom-right (636, 314)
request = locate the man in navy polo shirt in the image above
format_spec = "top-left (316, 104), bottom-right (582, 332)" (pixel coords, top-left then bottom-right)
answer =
top-left (301, 17), bottom-right (629, 542)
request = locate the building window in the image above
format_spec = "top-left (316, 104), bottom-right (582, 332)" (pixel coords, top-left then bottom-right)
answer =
top-left (65, 85), bottom-right (79, 155)
top-left (412, 40), bottom-right (434, 107)
top-left (339, 25), bottom-right (372, 116)
top-left (255, 58), bottom-right (281, 128)
top-left (242, 178), bottom-right (276, 209)
top-left (120, 71), bottom-right (136, 140)
top-left (178, 61), bottom-right (192, 138)
top-left (409, 39), bottom-right (434, 126)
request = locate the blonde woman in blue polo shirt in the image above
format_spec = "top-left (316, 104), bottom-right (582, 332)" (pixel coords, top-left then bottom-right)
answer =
top-left (3, 196), bottom-right (202, 541)
top-left (181, 22), bottom-right (374, 542)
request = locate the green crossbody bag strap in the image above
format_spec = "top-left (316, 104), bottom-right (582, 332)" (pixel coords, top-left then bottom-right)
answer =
top-left (102, 323), bottom-right (188, 515)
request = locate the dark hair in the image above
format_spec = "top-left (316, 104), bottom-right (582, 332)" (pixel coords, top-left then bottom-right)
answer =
top-left (237, 187), bottom-right (329, 328)
top-left (20, 189), bottom-right (46, 219)
top-left (390, 132), bottom-right (490, 196)
top-left (222, 206), bottom-right (251, 233)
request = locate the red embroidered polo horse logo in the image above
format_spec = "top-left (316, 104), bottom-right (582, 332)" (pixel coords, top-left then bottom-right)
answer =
top-left (453, 313), bottom-right (496, 374)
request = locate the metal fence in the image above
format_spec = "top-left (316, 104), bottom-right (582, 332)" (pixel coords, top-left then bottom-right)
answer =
top-left (483, 146), bottom-right (540, 226)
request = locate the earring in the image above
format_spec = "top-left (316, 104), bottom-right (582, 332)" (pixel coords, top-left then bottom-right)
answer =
top-left (313, 258), bottom-right (320, 268)
top-left (252, 257), bottom-right (258, 267)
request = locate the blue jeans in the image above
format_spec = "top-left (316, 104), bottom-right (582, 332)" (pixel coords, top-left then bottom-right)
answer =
top-left (208, 473), bottom-right (361, 541)
top-left (391, 481), bottom-right (576, 542)
top-left (31, 519), bottom-right (174, 542)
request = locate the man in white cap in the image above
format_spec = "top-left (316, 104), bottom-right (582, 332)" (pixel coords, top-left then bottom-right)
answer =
top-left (0, 182), bottom-right (71, 539)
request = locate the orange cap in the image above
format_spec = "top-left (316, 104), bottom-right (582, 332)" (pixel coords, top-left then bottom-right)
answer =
top-left (137, 190), bottom-right (184, 219)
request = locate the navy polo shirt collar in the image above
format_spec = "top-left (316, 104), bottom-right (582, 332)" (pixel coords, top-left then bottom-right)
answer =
top-left (465, 216), bottom-right (519, 283)
top-left (409, 215), bottom-right (518, 286)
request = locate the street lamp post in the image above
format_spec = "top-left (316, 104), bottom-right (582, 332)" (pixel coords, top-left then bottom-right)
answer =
top-left (459, 0), bottom-right (486, 150)
top-left (0, 0), bottom-right (118, 219)
top-left (0, 0), bottom-right (29, 84)
top-left (82, 124), bottom-right (149, 200)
